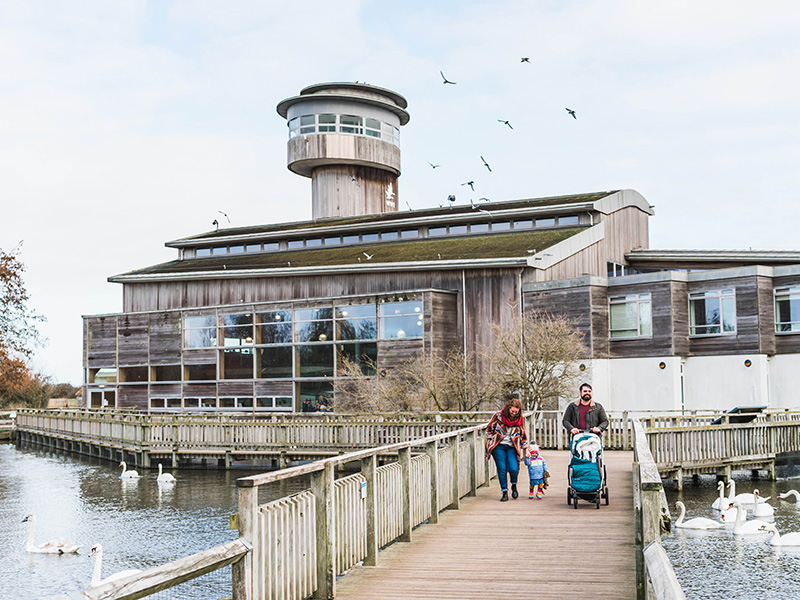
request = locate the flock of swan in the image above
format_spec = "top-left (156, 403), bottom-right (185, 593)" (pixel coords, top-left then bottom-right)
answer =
top-left (674, 481), bottom-right (800, 547)
top-left (22, 461), bottom-right (176, 588)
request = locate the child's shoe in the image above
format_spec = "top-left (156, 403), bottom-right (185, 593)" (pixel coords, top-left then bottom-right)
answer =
top-left (535, 489), bottom-right (544, 499)
top-left (529, 486), bottom-right (535, 499)
top-left (538, 485), bottom-right (545, 496)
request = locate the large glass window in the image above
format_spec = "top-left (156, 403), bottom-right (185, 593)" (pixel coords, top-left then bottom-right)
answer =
top-left (183, 315), bottom-right (217, 348)
top-left (296, 345), bottom-right (334, 377)
top-left (186, 364), bottom-right (216, 381)
top-left (257, 310), bottom-right (292, 344)
top-left (221, 348), bottom-right (253, 379)
top-left (775, 286), bottom-right (800, 333)
top-left (337, 342), bottom-right (378, 375)
top-left (690, 289), bottom-right (736, 336)
top-left (379, 300), bottom-right (423, 339)
top-left (221, 313), bottom-right (253, 347)
top-left (152, 365), bottom-right (181, 382)
top-left (295, 307), bottom-right (333, 342)
top-left (609, 293), bottom-right (652, 339)
top-left (258, 347), bottom-right (293, 378)
top-left (340, 115), bottom-right (363, 134)
top-left (336, 304), bottom-right (377, 340)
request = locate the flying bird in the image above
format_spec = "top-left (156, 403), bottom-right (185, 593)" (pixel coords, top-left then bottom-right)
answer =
top-left (217, 210), bottom-right (230, 223)
top-left (212, 219), bottom-right (219, 230)
top-left (362, 252), bottom-right (373, 260)
top-left (497, 119), bottom-right (513, 129)
top-left (440, 70), bottom-right (456, 85)
top-left (478, 197), bottom-right (490, 202)
top-left (565, 108), bottom-right (577, 119)
top-left (461, 181), bottom-right (475, 191)
top-left (481, 156), bottom-right (492, 172)
top-left (521, 57), bottom-right (531, 63)
top-left (427, 162), bottom-right (441, 169)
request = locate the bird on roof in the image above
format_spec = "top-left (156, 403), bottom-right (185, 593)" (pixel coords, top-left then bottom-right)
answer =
top-left (481, 156), bottom-right (492, 172)
top-left (521, 57), bottom-right (530, 63)
top-left (218, 210), bottom-right (230, 223)
top-left (427, 162), bottom-right (441, 169)
top-left (440, 71), bottom-right (456, 85)
top-left (351, 175), bottom-right (357, 181)
top-left (497, 119), bottom-right (513, 129)
top-left (406, 201), bottom-right (413, 211)
top-left (462, 181), bottom-right (475, 191)
top-left (212, 219), bottom-right (219, 231)
top-left (478, 197), bottom-right (490, 202)
top-left (363, 252), bottom-right (373, 260)
top-left (565, 108), bottom-right (577, 119)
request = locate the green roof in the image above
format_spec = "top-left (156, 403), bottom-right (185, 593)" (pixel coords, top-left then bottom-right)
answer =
top-left (117, 227), bottom-right (586, 278)
top-left (170, 191), bottom-right (615, 244)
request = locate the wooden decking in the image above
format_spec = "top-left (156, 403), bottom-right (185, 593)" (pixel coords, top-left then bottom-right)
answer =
top-left (334, 450), bottom-right (636, 600)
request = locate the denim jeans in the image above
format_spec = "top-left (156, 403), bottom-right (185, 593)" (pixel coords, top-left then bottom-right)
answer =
top-left (491, 444), bottom-right (519, 492)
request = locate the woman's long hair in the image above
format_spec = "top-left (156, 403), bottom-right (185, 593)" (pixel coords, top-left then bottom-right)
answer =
top-left (501, 398), bottom-right (523, 425)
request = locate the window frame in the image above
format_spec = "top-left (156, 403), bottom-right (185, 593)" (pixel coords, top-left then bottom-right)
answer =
top-left (608, 293), bottom-right (653, 340)
top-left (689, 288), bottom-right (737, 337)
top-left (775, 285), bottom-right (800, 334)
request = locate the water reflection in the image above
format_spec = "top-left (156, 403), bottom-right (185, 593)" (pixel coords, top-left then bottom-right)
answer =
top-left (664, 475), bottom-right (800, 599)
top-left (0, 442), bottom-right (309, 600)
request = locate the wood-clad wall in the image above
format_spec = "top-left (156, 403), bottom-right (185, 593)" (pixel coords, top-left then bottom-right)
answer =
top-left (522, 285), bottom-right (600, 357)
top-left (775, 274), bottom-right (800, 354)
top-left (670, 280), bottom-right (690, 355)
top-left (606, 281), bottom-right (674, 358)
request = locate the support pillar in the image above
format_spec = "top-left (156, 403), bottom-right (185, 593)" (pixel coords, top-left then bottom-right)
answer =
top-left (399, 447), bottom-right (412, 542)
top-left (361, 455), bottom-right (378, 565)
top-left (311, 463), bottom-right (335, 600)
top-left (426, 440), bottom-right (440, 524)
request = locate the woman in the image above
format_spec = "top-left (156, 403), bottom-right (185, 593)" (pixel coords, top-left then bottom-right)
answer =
top-left (485, 398), bottom-right (528, 501)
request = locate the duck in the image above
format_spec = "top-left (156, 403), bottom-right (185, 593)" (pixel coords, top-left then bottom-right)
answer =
top-left (156, 463), bottom-right (176, 484)
top-left (22, 514), bottom-right (81, 554)
top-left (723, 500), bottom-right (771, 535)
top-left (778, 490), bottom-right (800, 504)
top-left (674, 501), bottom-right (722, 530)
top-left (89, 544), bottom-right (142, 587)
top-left (726, 480), bottom-right (770, 504)
top-left (751, 490), bottom-right (775, 517)
top-left (759, 523), bottom-right (800, 546)
top-left (118, 461), bottom-right (141, 479)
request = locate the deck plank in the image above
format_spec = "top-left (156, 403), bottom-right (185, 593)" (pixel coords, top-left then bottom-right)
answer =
top-left (334, 450), bottom-right (636, 600)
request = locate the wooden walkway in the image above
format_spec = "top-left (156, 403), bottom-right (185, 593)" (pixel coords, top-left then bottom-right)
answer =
top-left (334, 451), bottom-right (636, 600)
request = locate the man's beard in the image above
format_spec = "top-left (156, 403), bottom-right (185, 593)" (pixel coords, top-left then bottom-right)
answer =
top-left (581, 394), bottom-right (591, 401)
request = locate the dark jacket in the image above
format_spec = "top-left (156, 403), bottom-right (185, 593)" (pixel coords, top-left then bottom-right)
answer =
top-left (562, 400), bottom-right (609, 434)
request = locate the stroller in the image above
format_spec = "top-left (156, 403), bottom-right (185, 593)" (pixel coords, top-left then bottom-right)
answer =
top-left (566, 431), bottom-right (608, 509)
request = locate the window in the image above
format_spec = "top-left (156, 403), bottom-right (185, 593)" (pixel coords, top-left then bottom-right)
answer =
top-left (288, 240), bottom-right (304, 249)
top-left (380, 231), bottom-right (398, 240)
top-left (471, 223), bottom-right (489, 232)
top-left (299, 115), bottom-right (315, 134)
top-left (492, 221), bottom-right (511, 231)
top-left (361, 233), bottom-right (379, 242)
top-left (153, 365), bottom-right (181, 382)
top-left (559, 215), bottom-right (580, 225)
top-left (513, 220), bottom-right (533, 230)
top-left (120, 367), bottom-right (148, 383)
top-left (609, 294), bottom-right (652, 339)
top-left (246, 244), bottom-right (261, 253)
top-left (220, 348), bottom-right (253, 379)
top-left (607, 262), bottom-right (630, 278)
top-left (306, 238), bottom-right (322, 247)
top-left (536, 218), bottom-right (555, 227)
top-left (221, 313), bottom-right (254, 346)
top-left (428, 226), bottom-right (447, 237)
top-left (343, 234), bottom-right (359, 244)
top-left (296, 345), bottom-right (334, 377)
top-left (211, 247), bottom-right (227, 255)
top-left (324, 236), bottom-right (341, 246)
top-left (336, 304), bottom-right (377, 340)
top-left (229, 245), bottom-right (245, 254)
top-left (318, 113), bottom-right (336, 132)
top-left (379, 300), bottom-right (423, 339)
top-left (449, 225), bottom-right (468, 235)
top-left (690, 289), bottom-right (736, 336)
top-left (89, 367), bottom-right (117, 384)
top-left (263, 242), bottom-right (280, 252)
top-left (337, 342), bottom-right (378, 375)
top-left (183, 315), bottom-right (217, 348)
top-left (365, 117), bottom-right (382, 138)
top-left (257, 310), bottom-right (292, 344)
top-left (196, 248), bottom-right (211, 257)
top-left (186, 364), bottom-right (216, 381)
top-left (775, 286), bottom-right (800, 333)
top-left (258, 347), bottom-right (293, 378)
top-left (340, 115), bottom-right (363, 134)
top-left (295, 307), bottom-right (333, 342)
top-left (400, 229), bottom-right (418, 239)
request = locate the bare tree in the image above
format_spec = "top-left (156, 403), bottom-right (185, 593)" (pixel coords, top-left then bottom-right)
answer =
top-left (486, 308), bottom-right (586, 411)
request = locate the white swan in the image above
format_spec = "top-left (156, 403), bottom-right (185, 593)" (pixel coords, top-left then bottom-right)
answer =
top-left (157, 463), bottom-right (176, 484)
top-left (119, 461), bottom-right (141, 479)
top-left (726, 480), bottom-right (769, 504)
top-left (778, 490), bottom-right (800, 504)
top-left (723, 500), bottom-right (771, 535)
top-left (752, 489), bottom-right (775, 517)
top-left (759, 523), bottom-right (800, 547)
top-left (22, 514), bottom-right (81, 554)
top-left (674, 501), bottom-right (722, 530)
top-left (711, 481), bottom-right (726, 510)
top-left (89, 544), bottom-right (142, 587)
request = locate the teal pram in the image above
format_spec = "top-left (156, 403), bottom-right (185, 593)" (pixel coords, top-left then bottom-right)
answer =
top-left (566, 431), bottom-right (608, 509)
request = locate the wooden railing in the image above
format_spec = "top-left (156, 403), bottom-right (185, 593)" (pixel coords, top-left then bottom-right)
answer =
top-left (632, 420), bottom-right (684, 600)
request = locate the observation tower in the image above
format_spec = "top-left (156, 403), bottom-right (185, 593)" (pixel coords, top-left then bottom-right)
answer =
top-left (277, 83), bottom-right (410, 219)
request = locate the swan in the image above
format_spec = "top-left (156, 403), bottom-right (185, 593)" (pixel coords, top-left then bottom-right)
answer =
top-left (752, 490), bottom-right (775, 517)
top-left (723, 500), bottom-right (771, 535)
top-left (22, 514), bottom-right (81, 554)
top-left (759, 523), bottom-right (800, 547)
top-left (156, 463), bottom-right (176, 484)
top-left (674, 501), bottom-right (722, 530)
top-left (778, 490), bottom-right (800, 504)
top-left (726, 480), bottom-right (769, 504)
top-left (88, 544), bottom-right (142, 587)
top-left (711, 481), bottom-right (726, 510)
top-left (118, 461), bottom-right (141, 479)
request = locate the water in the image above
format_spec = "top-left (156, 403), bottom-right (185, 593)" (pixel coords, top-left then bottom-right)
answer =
top-left (0, 442), bottom-right (308, 600)
top-left (663, 474), bottom-right (800, 599)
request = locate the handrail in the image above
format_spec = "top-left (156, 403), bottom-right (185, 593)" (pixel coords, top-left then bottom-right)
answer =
top-left (643, 542), bottom-right (686, 600)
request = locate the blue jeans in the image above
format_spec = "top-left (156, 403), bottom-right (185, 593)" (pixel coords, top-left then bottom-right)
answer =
top-left (491, 445), bottom-right (519, 492)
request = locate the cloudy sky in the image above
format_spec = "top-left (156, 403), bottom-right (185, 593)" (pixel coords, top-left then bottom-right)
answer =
top-left (2, 0), bottom-right (799, 385)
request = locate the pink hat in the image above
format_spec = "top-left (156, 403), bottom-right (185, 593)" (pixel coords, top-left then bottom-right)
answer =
top-left (529, 444), bottom-right (540, 454)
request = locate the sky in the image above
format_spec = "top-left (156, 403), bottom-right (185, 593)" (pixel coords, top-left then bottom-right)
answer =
top-left (2, 0), bottom-right (799, 385)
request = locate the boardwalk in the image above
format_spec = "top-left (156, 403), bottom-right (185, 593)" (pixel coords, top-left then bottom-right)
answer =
top-left (334, 451), bottom-right (636, 600)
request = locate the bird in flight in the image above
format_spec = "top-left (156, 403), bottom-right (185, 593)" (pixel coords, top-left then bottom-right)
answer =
top-left (440, 71), bottom-right (456, 85)
top-left (427, 162), bottom-right (441, 169)
top-left (521, 57), bottom-right (530, 63)
top-left (565, 108), bottom-right (577, 119)
top-left (478, 197), bottom-right (490, 202)
top-left (217, 210), bottom-right (230, 223)
top-left (481, 156), bottom-right (492, 172)
top-left (212, 219), bottom-right (219, 230)
top-left (362, 252), bottom-right (374, 260)
top-left (462, 181), bottom-right (475, 191)
top-left (498, 119), bottom-right (513, 129)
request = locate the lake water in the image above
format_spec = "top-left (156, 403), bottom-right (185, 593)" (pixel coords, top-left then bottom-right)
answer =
top-left (663, 474), bottom-right (800, 599)
top-left (0, 442), bottom-right (308, 600)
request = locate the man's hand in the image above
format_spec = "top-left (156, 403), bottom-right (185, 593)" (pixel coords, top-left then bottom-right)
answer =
top-left (590, 427), bottom-right (601, 434)
top-left (570, 428), bottom-right (580, 435)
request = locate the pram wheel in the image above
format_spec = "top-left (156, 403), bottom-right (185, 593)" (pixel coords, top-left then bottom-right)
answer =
top-left (567, 486), bottom-right (572, 505)
top-left (605, 488), bottom-right (610, 505)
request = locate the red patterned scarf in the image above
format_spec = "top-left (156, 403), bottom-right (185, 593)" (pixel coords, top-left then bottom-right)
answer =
top-left (500, 410), bottom-right (523, 428)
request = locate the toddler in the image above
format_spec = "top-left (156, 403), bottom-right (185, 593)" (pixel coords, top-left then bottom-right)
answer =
top-left (524, 444), bottom-right (548, 499)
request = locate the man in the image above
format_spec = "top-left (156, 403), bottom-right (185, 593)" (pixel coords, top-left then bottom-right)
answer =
top-left (562, 383), bottom-right (608, 436)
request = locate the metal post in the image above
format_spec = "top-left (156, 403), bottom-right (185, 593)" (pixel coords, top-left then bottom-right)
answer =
top-left (426, 440), bottom-right (440, 524)
top-left (361, 455), bottom-right (378, 565)
top-left (311, 463), bottom-right (335, 599)
top-left (399, 446), bottom-right (412, 542)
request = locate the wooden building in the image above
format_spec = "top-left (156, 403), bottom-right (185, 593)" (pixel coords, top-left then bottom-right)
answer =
top-left (82, 82), bottom-right (800, 413)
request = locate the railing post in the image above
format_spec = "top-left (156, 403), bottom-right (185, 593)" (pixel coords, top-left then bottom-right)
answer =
top-left (234, 485), bottom-right (257, 600)
top-left (623, 410), bottom-right (630, 450)
top-left (426, 440), bottom-right (440, 524)
top-left (450, 435), bottom-right (460, 510)
top-left (399, 446), bottom-right (412, 542)
top-left (466, 430), bottom-right (477, 497)
top-left (361, 454), bottom-right (378, 565)
top-left (311, 462), bottom-right (335, 600)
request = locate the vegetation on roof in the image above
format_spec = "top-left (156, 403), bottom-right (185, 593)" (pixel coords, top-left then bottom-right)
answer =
top-left (120, 227), bottom-right (586, 277)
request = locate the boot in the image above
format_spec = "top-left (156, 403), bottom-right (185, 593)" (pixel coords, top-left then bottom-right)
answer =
top-left (511, 484), bottom-right (519, 499)
top-left (501, 490), bottom-right (509, 502)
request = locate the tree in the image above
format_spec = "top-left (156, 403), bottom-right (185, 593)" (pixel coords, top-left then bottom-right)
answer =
top-left (0, 246), bottom-right (46, 407)
top-left (485, 308), bottom-right (586, 412)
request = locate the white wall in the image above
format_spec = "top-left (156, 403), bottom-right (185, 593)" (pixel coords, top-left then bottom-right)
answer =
top-left (682, 355), bottom-right (769, 411)
top-left (768, 354), bottom-right (800, 409)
